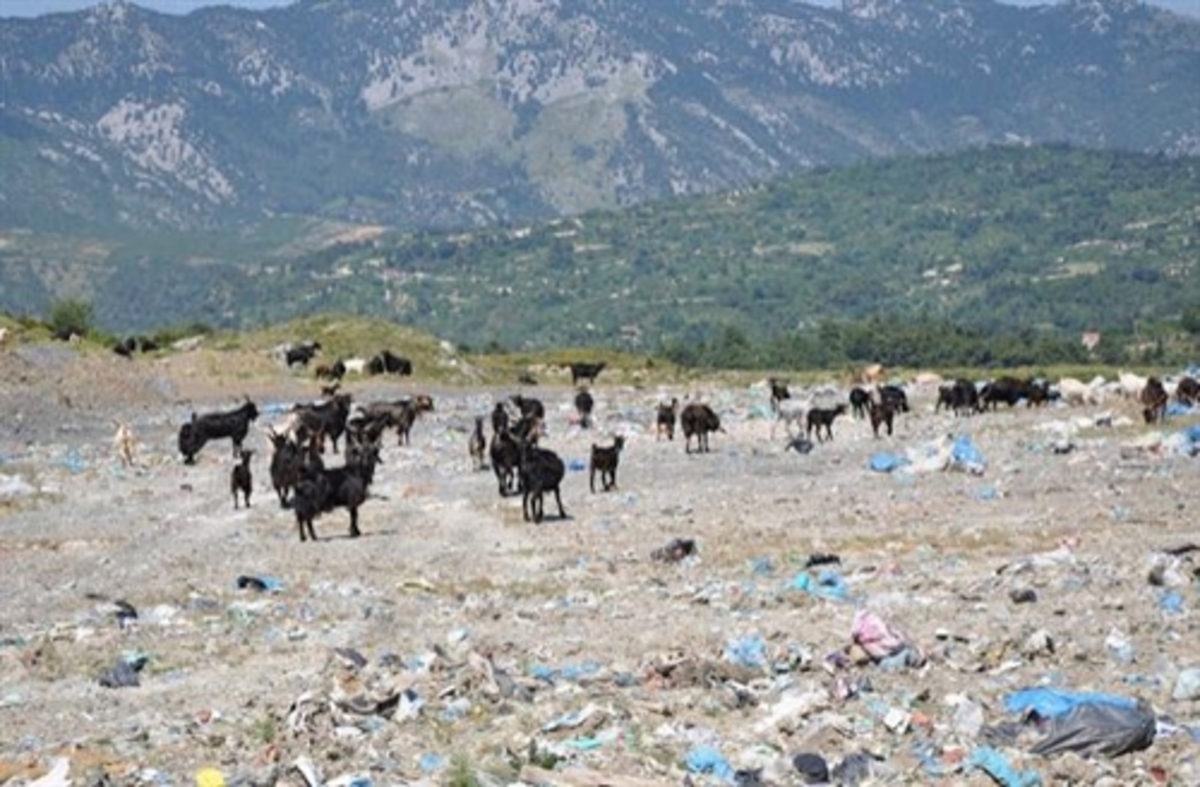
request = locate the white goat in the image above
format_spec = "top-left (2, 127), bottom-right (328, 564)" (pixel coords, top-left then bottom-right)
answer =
top-left (342, 357), bottom-right (367, 375)
top-left (1058, 377), bottom-right (1099, 406)
top-left (771, 397), bottom-right (812, 439)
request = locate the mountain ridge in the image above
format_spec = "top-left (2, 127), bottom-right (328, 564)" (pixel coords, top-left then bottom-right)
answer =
top-left (2, 0), bottom-right (1198, 232)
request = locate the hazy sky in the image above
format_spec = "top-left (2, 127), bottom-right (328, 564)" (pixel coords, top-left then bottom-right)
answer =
top-left (2, 0), bottom-right (1196, 17)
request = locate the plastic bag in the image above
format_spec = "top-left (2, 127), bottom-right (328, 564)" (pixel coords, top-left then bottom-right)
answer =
top-left (1028, 699), bottom-right (1156, 758)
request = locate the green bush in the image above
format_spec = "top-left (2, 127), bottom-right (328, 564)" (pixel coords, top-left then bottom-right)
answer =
top-left (46, 298), bottom-right (95, 340)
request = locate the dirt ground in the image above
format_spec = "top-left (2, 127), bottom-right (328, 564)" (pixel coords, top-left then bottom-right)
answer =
top-left (0, 343), bottom-right (1197, 787)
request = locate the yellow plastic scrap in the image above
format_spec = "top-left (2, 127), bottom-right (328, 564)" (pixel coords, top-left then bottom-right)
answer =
top-left (195, 768), bottom-right (225, 787)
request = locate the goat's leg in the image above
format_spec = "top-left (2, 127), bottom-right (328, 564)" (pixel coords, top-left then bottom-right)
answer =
top-left (590, 467), bottom-right (597, 494)
top-left (349, 507), bottom-right (361, 538)
top-left (552, 488), bottom-right (566, 519)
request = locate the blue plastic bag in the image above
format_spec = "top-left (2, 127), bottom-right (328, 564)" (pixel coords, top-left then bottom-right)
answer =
top-left (869, 453), bottom-right (909, 473)
top-left (951, 435), bottom-right (985, 473)
top-left (968, 747), bottom-right (1042, 787)
top-left (1003, 687), bottom-right (1137, 720)
top-left (724, 635), bottom-right (767, 669)
top-left (685, 746), bottom-right (735, 782)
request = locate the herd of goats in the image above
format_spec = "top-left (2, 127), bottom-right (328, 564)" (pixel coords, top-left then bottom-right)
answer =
top-left (166, 349), bottom-right (1200, 543)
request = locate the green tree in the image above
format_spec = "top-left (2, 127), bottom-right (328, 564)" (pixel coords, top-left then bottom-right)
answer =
top-left (46, 298), bottom-right (95, 340)
top-left (1182, 304), bottom-right (1200, 336)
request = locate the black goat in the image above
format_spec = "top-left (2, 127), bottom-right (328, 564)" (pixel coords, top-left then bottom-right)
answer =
top-left (287, 442), bottom-right (381, 542)
top-left (876, 385), bottom-right (910, 414)
top-left (289, 392), bottom-right (353, 454)
top-left (1141, 377), bottom-right (1169, 424)
top-left (286, 342), bottom-right (321, 368)
top-left (867, 400), bottom-right (894, 438)
top-left (656, 398), bottom-right (679, 441)
top-left (361, 395), bottom-right (435, 446)
top-left (113, 336), bottom-right (158, 358)
top-left (589, 435), bottom-right (625, 493)
top-left (366, 349), bottom-right (412, 376)
top-left (937, 379), bottom-right (980, 416)
top-left (231, 449), bottom-right (254, 509)
top-left (575, 388), bottom-right (595, 428)
top-left (510, 394), bottom-right (545, 420)
top-left (681, 402), bottom-right (721, 454)
top-left (267, 429), bottom-right (305, 505)
top-left (490, 430), bottom-right (521, 497)
top-left (806, 403), bottom-right (847, 442)
top-left (469, 416), bottom-right (487, 471)
top-left (768, 378), bottom-right (791, 413)
top-left (849, 387), bottom-right (870, 419)
top-left (178, 398), bottom-right (259, 465)
top-left (491, 401), bottom-right (511, 435)
top-left (569, 361), bottom-right (607, 386)
top-left (518, 440), bottom-right (566, 524)
top-left (1177, 376), bottom-right (1199, 407)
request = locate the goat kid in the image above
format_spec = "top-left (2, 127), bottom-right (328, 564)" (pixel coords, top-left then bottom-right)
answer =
top-left (807, 403), bottom-right (847, 442)
top-left (589, 435), bottom-right (625, 493)
top-left (231, 449), bottom-right (254, 509)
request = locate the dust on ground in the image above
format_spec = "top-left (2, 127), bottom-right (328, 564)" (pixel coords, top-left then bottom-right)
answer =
top-left (0, 344), bottom-right (1197, 786)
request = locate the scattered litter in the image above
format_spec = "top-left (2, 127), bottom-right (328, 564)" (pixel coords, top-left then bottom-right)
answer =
top-left (236, 575), bottom-right (283, 592)
top-left (651, 537), bottom-right (696, 562)
top-left (968, 746), bottom-right (1042, 787)
top-left (851, 609), bottom-right (925, 668)
top-left (98, 653), bottom-right (148, 688)
top-left (685, 746), bottom-right (735, 782)
top-left (791, 752), bottom-right (829, 784)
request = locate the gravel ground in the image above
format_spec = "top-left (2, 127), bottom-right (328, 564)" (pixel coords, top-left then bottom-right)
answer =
top-left (0, 344), bottom-right (1197, 786)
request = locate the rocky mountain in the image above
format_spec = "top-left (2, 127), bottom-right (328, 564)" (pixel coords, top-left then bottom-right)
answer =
top-left (2, 0), bottom-right (1198, 232)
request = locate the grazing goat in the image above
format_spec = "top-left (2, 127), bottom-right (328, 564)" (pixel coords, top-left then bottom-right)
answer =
top-left (358, 396), bottom-right (433, 447)
top-left (113, 421), bottom-right (136, 467)
top-left (112, 336), bottom-right (157, 357)
top-left (980, 376), bottom-right (1051, 410)
top-left (806, 403), bottom-right (847, 442)
top-left (490, 430), bottom-right (521, 497)
top-left (1176, 376), bottom-right (1199, 407)
top-left (768, 378), bottom-right (791, 413)
top-left (656, 398), bottom-right (679, 441)
top-left (315, 359), bottom-right (346, 381)
top-left (589, 435), bottom-right (625, 493)
top-left (1058, 377), bottom-right (1100, 406)
top-left (491, 401), bottom-right (510, 435)
top-left (570, 361), bottom-right (607, 386)
top-left (518, 440), bottom-right (566, 523)
top-left (510, 394), bottom-right (545, 420)
top-left (681, 402), bottom-right (721, 454)
top-left (1141, 377), bottom-right (1169, 424)
top-left (366, 349), bottom-right (412, 376)
top-left (1118, 370), bottom-right (1149, 400)
top-left (469, 416), bottom-right (487, 471)
top-left (937, 379), bottom-right (980, 416)
top-left (288, 393), bottom-right (353, 454)
top-left (286, 341), bottom-right (321, 368)
top-left (867, 400), bottom-right (895, 438)
top-left (267, 429), bottom-right (305, 505)
top-left (231, 449), bottom-right (254, 509)
top-left (771, 398), bottom-right (810, 439)
top-left (342, 358), bottom-right (367, 375)
top-left (517, 372), bottom-right (538, 386)
top-left (178, 398), bottom-right (259, 464)
top-left (849, 387), bottom-right (870, 420)
top-left (876, 384), bottom-right (910, 414)
top-left (858, 363), bottom-right (886, 386)
top-left (288, 442), bottom-right (381, 541)
top-left (574, 389), bottom-right (595, 428)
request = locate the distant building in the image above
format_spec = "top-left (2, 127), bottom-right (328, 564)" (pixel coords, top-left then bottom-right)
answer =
top-left (1081, 330), bottom-right (1101, 351)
